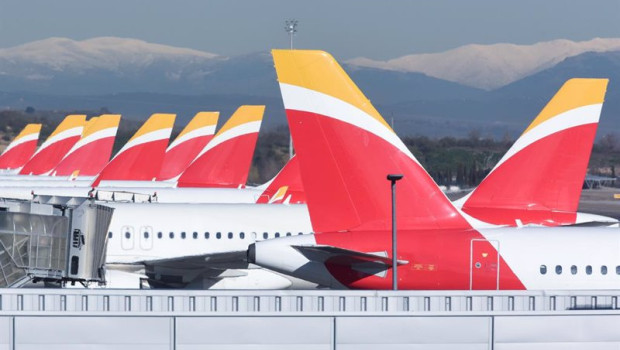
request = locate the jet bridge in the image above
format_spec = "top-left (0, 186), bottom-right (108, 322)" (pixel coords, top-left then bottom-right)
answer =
top-left (0, 196), bottom-right (113, 288)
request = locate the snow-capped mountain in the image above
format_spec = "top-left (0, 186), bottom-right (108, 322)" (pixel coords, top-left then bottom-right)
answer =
top-left (0, 37), bottom-right (224, 94)
top-left (347, 38), bottom-right (620, 89)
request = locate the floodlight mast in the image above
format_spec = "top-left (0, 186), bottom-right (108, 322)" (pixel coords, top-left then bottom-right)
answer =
top-left (285, 19), bottom-right (298, 159)
top-left (285, 19), bottom-right (298, 50)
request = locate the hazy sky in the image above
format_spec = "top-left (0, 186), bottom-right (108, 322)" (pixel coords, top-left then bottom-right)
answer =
top-left (1, 0), bottom-right (619, 60)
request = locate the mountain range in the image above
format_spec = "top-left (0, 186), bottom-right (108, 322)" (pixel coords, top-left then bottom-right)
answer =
top-left (0, 37), bottom-right (618, 139)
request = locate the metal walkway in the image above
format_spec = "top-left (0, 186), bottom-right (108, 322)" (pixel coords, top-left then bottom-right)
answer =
top-left (2, 289), bottom-right (620, 349)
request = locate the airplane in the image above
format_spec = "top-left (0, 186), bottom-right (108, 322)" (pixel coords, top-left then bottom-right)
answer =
top-left (0, 123), bottom-right (42, 172)
top-left (248, 49), bottom-right (620, 290)
top-left (156, 111), bottom-right (219, 181)
top-left (0, 106), bottom-right (297, 204)
top-left (453, 78), bottom-right (612, 226)
top-left (52, 114), bottom-right (121, 177)
top-left (18, 114), bottom-right (86, 175)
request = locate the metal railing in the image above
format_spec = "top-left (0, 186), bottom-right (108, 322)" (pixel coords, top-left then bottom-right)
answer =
top-left (1, 289), bottom-right (619, 315)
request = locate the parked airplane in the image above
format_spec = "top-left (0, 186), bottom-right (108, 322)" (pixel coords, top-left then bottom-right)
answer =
top-left (0, 106), bottom-right (291, 204)
top-left (0, 123), bottom-right (42, 172)
top-left (156, 111), bottom-right (219, 181)
top-left (52, 114), bottom-right (121, 176)
top-left (454, 78), bottom-right (610, 226)
top-left (18, 115), bottom-right (86, 175)
top-left (102, 201), bottom-right (312, 288)
top-left (175, 105), bottom-right (264, 188)
top-left (248, 49), bottom-right (620, 290)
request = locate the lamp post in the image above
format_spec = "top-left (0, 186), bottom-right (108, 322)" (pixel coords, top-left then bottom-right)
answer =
top-left (387, 174), bottom-right (403, 290)
top-left (285, 19), bottom-right (298, 160)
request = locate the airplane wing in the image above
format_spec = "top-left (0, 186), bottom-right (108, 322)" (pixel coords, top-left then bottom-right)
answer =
top-left (141, 250), bottom-right (248, 270)
top-left (139, 250), bottom-right (249, 288)
top-left (292, 245), bottom-right (408, 267)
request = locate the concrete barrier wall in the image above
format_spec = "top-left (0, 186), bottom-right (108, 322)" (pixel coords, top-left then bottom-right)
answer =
top-left (2, 289), bottom-right (620, 349)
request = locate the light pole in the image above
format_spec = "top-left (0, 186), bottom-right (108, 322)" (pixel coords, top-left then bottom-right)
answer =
top-left (387, 174), bottom-right (403, 290)
top-left (285, 19), bottom-right (298, 159)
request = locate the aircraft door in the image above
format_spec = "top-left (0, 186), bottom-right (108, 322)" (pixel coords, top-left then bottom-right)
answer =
top-left (470, 239), bottom-right (500, 290)
top-left (139, 226), bottom-right (153, 251)
top-left (121, 226), bottom-right (135, 250)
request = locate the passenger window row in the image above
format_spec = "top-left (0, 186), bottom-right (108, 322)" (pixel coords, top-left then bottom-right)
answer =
top-left (540, 264), bottom-right (618, 276)
top-left (261, 232), bottom-right (304, 239)
top-left (109, 231), bottom-right (307, 240)
top-left (108, 231), bottom-right (248, 240)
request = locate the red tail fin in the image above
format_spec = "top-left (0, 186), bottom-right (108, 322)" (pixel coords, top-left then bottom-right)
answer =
top-left (461, 79), bottom-right (608, 226)
top-left (256, 155), bottom-right (306, 204)
top-left (53, 114), bottom-right (121, 176)
top-left (273, 50), bottom-right (470, 233)
top-left (91, 113), bottom-right (175, 186)
top-left (19, 115), bottom-right (86, 175)
top-left (177, 105), bottom-right (264, 188)
top-left (0, 124), bottom-right (41, 170)
top-left (157, 112), bottom-right (219, 181)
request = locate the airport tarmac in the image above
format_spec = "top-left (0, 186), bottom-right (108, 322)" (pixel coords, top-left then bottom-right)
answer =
top-left (579, 187), bottom-right (620, 220)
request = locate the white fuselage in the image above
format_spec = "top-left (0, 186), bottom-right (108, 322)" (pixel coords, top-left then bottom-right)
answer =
top-left (252, 226), bottom-right (620, 290)
top-left (104, 202), bottom-right (312, 264)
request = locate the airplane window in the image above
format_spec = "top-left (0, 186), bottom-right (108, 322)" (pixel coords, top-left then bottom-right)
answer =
top-left (169, 232), bottom-right (174, 239)
top-left (571, 265), bottom-right (577, 275)
top-left (586, 265), bottom-right (592, 275)
top-left (540, 265), bottom-right (547, 275)
top-left (108, 232), bottom-right (113, 239)
top-left (228, 232), bottom-right (233, 239)
top-left (204, 232), bottom-right (210, 239)
top-left (240, 232), bottom-right (245, 239)
top-left (555, 265), bottom-right (562, 274)
top-left (286, 232), bottom-right (291, 236)
top-left (181, 232), bottom-right (186, 239)
top-left (298, 232), bottom-right (303, 235)
top-left (193, 232), bottom-right (198, 239)
top-left (602, 266), bottom-right (608, 275)
top-left (143, 231), bottom-right (149, 239)
top-left (157, 232), bottom-right (162, 239)
top-left (216, 232), bottom-right (221, 239)
top-left (616, 266), bottom-right (620, 275)
top-left (275, 232), bottom-right (280, 238)
top-left (263, 232), bottom-right (268, 239)
top-left (125, 232), bottom-right (131, 239)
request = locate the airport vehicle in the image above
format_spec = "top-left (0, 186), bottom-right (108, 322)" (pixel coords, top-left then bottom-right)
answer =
top-left (248, 49), bottom-right (620, 290)
top-left (0, 123), bottom-right (42, 172)
top-left (19, 114), bottom-right (86, 175)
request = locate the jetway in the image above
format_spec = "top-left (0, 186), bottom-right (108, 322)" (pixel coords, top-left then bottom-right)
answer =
top-left (0, 196), bottom-right (113, 287)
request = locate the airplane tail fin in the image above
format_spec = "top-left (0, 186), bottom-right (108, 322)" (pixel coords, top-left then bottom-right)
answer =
top-left (53, 114), bottom-right (121, 176)
top-left (273, 50), bottom-right (470, 233)
top-left (92, 113), bottom-right (175, 186)
top-left (256, 155), bottom-right (305, 204)
top-left (461, 78), bottom-right (608, 225)
top-left (157, 111), bottom-right (219, 181)
top-left (0, 123), bottom-right (42, 170)
top-left (177, 105), bottom-right (264, 188)
top-left (19, 115), bottom-right (86, 175)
